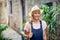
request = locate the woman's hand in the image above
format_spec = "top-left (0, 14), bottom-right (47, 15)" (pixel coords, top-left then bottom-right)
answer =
top-left (28, 32), bottom-right (33, 38)
top-left (24, 30), bottom-right (33, 38)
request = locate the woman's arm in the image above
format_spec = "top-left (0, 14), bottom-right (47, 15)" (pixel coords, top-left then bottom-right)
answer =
top-left (43, 29), bottom-right (47, 40)
top-left (24, 22), bottom-right (33, 38)
top-left (42, 20), bottom-right (47, 40)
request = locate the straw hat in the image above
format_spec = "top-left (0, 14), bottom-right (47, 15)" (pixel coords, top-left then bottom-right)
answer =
top-left (29, 5), bottom-right (43, 17)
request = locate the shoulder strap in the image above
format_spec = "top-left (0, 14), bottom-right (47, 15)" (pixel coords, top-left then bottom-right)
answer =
top-left (40, 21), bottom-right (42, 28)
top-left (31, 22), bottom-right (33, 32)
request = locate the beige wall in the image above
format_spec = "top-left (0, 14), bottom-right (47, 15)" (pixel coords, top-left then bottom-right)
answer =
top-left (0, 0), bottom-right (8, 24)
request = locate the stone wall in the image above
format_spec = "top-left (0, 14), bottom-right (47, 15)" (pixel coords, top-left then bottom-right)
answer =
top-left (6, 0), bottom-right (23, 32)
top-left (0, 0), bottom-right (8, 24)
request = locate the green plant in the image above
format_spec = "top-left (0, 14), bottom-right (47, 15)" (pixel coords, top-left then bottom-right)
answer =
top-left (0, 24), bottom-right (12, 40)
top-left (40, 4), bottom-right (60, 40)
top-left (22, 18), bottom-right (26, 30)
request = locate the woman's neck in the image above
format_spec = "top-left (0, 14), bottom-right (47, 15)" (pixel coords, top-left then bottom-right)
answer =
top-left (32, 19), bottom-right (40, 23)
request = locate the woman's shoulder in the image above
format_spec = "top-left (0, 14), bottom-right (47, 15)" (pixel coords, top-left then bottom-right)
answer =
top-left (25, 21), bottom-right (31, 25)
top-left (41, 20), bottom-right (46, 24)
top-left (24, 21), bottom-right (31, 30)
top-left (41, 20), bottom-right (47, 30)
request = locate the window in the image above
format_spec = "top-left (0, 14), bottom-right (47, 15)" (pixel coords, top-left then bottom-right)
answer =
top-left (10, 1), bottom-right (12, 14)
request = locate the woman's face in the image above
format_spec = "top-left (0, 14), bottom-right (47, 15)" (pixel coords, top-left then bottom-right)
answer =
top-left (32, 10), bottom-right (40, 20)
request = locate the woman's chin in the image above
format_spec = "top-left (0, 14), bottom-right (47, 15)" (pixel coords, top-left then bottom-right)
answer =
top-left (35, 18), bottom-right (39, 20)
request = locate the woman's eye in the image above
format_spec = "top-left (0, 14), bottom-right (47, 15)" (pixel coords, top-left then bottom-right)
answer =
top-left (35, 13), bottom-right (37, 14)
top-left (38, 13), bottom-right (40, 14)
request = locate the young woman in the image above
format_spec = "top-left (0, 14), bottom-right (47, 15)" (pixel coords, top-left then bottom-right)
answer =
top-left (24, 5), bottom-right (47, 40)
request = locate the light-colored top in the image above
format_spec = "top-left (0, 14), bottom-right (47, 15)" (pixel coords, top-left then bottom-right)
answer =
top-left (24, 20), bottom-right (47, 32)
